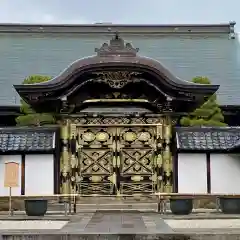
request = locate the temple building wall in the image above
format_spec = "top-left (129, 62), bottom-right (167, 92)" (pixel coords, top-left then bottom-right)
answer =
top-left (0, 127), bottom-right (58, 196)
top-left (0, 154), bottom-right (55, 196)
top-left (176, 152), bottom-right (240, 194)
top-left (177, 153), bottom-right (208, 193)
top-left (176, 127), bottom-right (240, 194)
top-left (25, 154), bottom-right (54, 196)
top-left (211, 154), bottom-right (240, 194)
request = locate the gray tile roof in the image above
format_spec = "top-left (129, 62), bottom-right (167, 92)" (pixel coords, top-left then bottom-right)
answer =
top-left (0, 127), bottom-right (56, 152)
top-left (0, 24), bottom-right (238, 105)
top-left (176, 127), bottom-right (240, 151)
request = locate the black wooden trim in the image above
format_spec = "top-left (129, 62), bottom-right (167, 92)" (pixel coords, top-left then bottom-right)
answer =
top-left (21, 154), bottom-right (25, 195)
top-left (54, 128), bottom-right (61, 194)
top-left (173, 152), bottom-right (178, 193)
top-left (171, 127), bottom-right (178, 193)
top-left (206, 153), bottom-right (211, 193)
top-left (177, 149), bottom-right (240, 154)
top-left (0, 150), bottom-right (55, 155)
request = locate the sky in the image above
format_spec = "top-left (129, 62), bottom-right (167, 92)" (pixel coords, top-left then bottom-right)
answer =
top-left (0, 0), bottom-right (239, 30)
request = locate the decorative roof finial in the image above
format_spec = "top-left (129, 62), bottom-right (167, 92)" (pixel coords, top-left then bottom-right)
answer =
top-left (95, 32), bottom-right (139, 57)
top-left (115, 31), bottom-right (119, 40)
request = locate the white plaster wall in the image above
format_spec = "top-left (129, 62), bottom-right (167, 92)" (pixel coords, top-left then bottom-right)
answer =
top-left (0, 155), bottom-right (22, 196)
top-left (25, 154), bottom-right (54, 196)
top-left (178, 153), bottom-right (207, 193)
top-left (211, 154), bottom-right (240, 194)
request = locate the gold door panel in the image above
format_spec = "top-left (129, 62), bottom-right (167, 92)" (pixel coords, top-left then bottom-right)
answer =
top-left (69, 123), bottom-right (173, 195)
top-left (117, 126), bottom-right (156, 195)
top-left (120, 149), bottom-right (154, 175)
top-left (120, 148), bottom-right (155, 194)
top-left (80, 149), bottom-right (113, 175)
top-left (77, 127), bottom-right (116, 195)
top-left (78, 148), bottom-right (115, 195)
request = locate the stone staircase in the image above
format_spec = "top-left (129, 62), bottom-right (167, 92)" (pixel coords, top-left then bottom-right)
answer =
top-left (47, 196), bottom-right (160, 213)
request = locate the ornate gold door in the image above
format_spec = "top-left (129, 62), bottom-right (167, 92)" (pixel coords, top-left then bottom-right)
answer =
top-left (117, 127), bottom-right (156, 195)
top-left (77, 127), bottom-right (116, 195)
top-left (76, 125), bottom-right (159, 195)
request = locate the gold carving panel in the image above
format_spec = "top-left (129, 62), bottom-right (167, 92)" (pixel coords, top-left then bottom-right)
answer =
top-left (77, 127), bottom-right (115, 195)
top-left (117, 126), bottom-right (157, 194)
top-left (63, 117), bottom-right (174, 196)
top-left (78, 127), bottom-right (115, 147)
top-left (120, 148), bottom-right (155, 194)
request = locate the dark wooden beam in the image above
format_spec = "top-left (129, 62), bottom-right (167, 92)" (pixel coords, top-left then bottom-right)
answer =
top-left (21, 154), bottom-right (25, 195)
top-left (206, 153), bottom-right (211, 193)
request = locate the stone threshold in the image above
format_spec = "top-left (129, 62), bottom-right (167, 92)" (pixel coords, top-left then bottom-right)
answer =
top-left (0, 232), bottom-right (240, 240)
top-left (0, 215), bottom-right (70, 220)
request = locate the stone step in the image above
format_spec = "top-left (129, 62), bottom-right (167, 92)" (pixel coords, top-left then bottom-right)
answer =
top-left (47, 196), bottom-right (166, 213)
top-left (47, 202), bottom-right (159, 212)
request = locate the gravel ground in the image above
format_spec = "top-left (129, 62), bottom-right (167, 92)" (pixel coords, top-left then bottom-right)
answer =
top-left (165, 219), bottom-right (240, 229)
top-left (0, 220), bottom-right (68, 229)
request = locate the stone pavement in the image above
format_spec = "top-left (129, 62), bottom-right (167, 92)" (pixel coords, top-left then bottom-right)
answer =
top-left (1, 211), bottom-right (240, 238)
top-left (60, 211), bottom-right (174, 234)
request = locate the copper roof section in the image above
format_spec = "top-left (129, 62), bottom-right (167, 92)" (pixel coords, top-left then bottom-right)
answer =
top-left (14, 32), bottom-right (219, 93)
top-left (13, 33), bottom-right (219, 113)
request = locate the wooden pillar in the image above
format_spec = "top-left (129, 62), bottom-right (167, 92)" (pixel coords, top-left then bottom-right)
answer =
top-left (69, 123), bottom-right (77, 194)
top-left (60, 119), bottom-right (70, 196)
top-left (163, 115), bottom-right (173, 193)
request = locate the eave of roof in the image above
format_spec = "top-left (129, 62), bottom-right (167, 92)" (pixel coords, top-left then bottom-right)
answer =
top-left (0, 127), bottom-right (57, 153)
top-left (176, 126), bottom-right (240, 152)
top-left (0, 22), bottom-right (235, 35)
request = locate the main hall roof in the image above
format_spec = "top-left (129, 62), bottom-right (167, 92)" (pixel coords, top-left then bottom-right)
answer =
top-left (0, 22), bottom-right (238, 105)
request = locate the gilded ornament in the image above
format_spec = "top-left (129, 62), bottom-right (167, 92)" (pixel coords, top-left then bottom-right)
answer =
top-left (93, 71), bottom-right (141, 89)
top-left (62, 166), bottom-right (68, 177)
top-left (156, 154), bottom-right (163, 167)
top-left (116, 156), bottom-right (121, 168)
top-left (71, 155), bottom-right (77, 168)
top-left (70, 124), bottom-right (77, 137)
top-left (164, 182), bottom-right (172, 193)
top-left (157, 143), bottom-right (162, 148)
top-left (124, 131), bottom-right (137, 142)
top-left (164, 125), bottom-right (172, 139)
top-left (96, 131), bottom-right (109, 142)
top-left (90, 176), bottom-right (103, 182)
top-left (61, 125), bottom-right (68, 139)
top-left (156, 124), bottom-right (163, 140)
top-left (158, 176), bottom-right (163, 181)
top-left (163, 146), bottom-right (171, 160)
top-left (134, 164), bottom-right (141, 171)
top-left (82, 131), bottom-right (95, 142)
top-left (108, 173), bottom-right (117, 185)
top-left (131, 176), bottom-right (143, 182)
top-left (92, 165), bottom-right (99, 171)
top-left (138, 131), bottom-right (151, 141)
top-left (75, 175), bottom-right (83, 183)
top-left (149, 173), bottom-right (157, 182)
top-left (113, 156), bottom-right (117, 167)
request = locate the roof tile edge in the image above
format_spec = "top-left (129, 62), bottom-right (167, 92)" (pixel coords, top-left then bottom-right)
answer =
top-left (0, 21), bottom-right (235, 35)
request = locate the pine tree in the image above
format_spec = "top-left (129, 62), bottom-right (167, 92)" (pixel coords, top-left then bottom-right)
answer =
top-left (180, 76), bottom-right (227, 127)
top-left (15, 75), bottom-right (56, 126)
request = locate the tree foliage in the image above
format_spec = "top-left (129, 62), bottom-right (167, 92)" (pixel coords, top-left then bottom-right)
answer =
top-left (15, 75), bottom-right (56, 126)
top-left (180, 76), bottom-right (227, 127)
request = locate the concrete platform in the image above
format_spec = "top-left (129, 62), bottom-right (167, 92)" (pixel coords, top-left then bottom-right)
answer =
top-left (0, 211), bottom-right (240, 239)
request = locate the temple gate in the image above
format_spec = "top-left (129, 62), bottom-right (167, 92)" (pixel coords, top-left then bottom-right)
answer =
top-left (14, 33), bottom-right (219, 196)
top-left (61, 116), bottom-right (172, 195)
